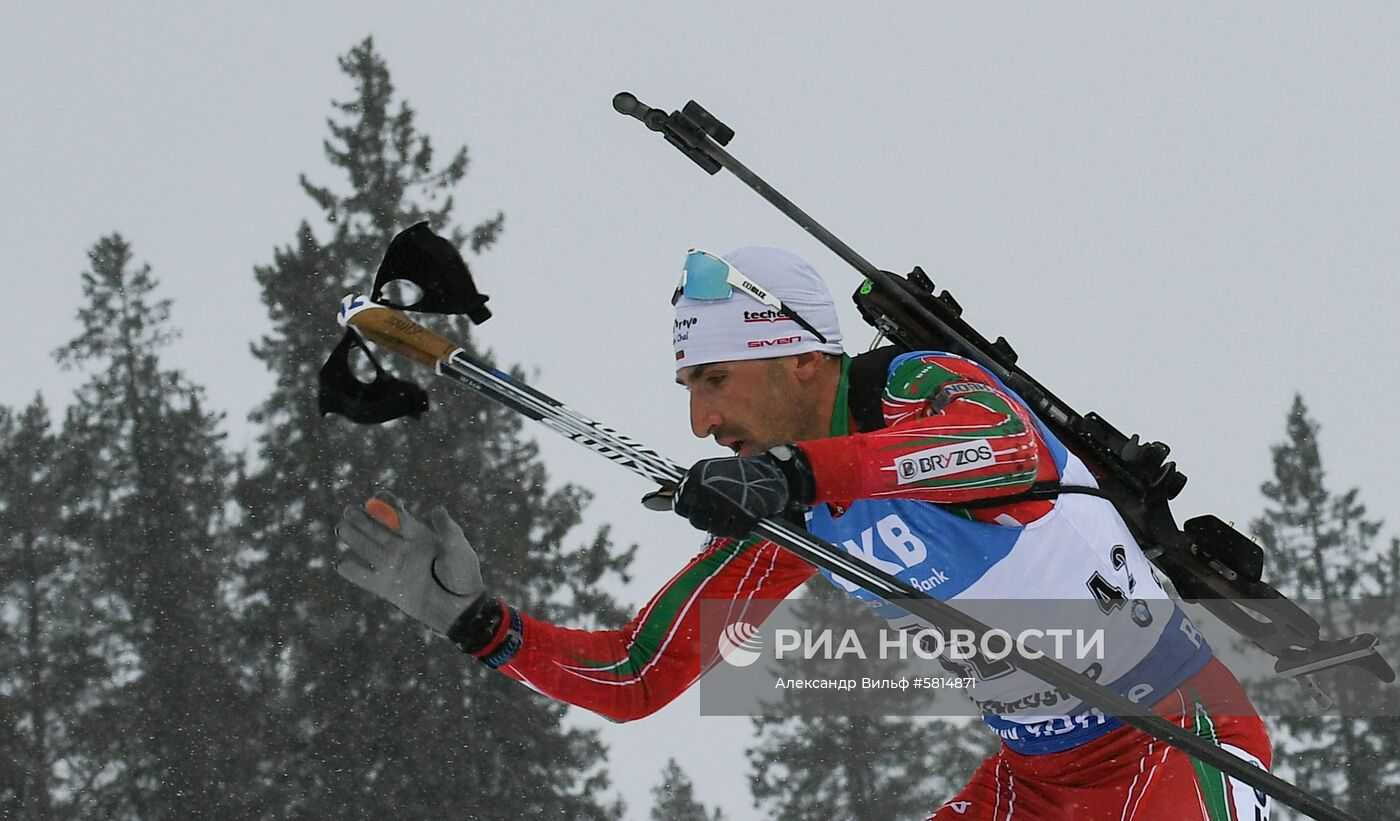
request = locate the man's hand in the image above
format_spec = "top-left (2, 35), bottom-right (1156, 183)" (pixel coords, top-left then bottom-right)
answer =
top-left (672, 446), bottom-right (815, 538)
top-left (335, 491), bottom-right (484, 633)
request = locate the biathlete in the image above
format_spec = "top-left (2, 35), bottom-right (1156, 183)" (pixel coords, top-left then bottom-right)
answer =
top-left (336, 246), bottom-right (1272, 820)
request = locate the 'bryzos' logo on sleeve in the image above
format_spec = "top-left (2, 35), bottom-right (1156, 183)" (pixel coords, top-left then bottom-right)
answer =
top-left (894, 440), bottom-right (995, 484)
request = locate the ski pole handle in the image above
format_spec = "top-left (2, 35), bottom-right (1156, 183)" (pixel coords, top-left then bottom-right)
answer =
top-left (337, 294), bottom-right (462, 371)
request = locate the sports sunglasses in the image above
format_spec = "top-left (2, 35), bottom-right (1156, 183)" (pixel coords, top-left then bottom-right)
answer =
top-left (671, 249), bottom-right (828, 344)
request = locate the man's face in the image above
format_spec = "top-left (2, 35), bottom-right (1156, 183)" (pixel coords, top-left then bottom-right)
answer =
top-left (677, 357), bottom-right (814, 456)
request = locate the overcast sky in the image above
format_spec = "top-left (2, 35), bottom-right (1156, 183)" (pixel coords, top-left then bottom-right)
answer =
top-left (5, 4), bottom-right (1399, 818)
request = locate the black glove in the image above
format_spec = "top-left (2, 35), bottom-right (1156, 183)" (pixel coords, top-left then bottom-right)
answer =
top-left (672, 445), bottom-right (816, 538)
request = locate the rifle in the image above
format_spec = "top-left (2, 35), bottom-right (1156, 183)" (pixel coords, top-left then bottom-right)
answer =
top-left (611, 92), bottom-right (1394, 690)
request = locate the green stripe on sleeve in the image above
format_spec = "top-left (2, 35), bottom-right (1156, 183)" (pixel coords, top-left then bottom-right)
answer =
top-left (1187, 698), bottom-right (1236, 821)
top-left (569, 535), bottom-right (763, 676)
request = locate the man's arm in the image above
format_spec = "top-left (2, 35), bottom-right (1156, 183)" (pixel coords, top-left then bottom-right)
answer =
top-left (467, 533), bottom-right (816, 722)
top-left (797, 351), bottom-right (1060, 517)
top-left (338, 495), bottom-right (816, 722)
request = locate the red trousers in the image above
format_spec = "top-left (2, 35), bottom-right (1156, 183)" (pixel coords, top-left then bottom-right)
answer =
top-left (928, 659), bottom-right (1273, 820)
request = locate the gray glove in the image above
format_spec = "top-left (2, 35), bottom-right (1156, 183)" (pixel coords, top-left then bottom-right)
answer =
top-left (335, 491), bottom-right (484, 634)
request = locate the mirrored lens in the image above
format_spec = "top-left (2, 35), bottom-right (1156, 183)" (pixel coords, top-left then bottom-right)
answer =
top-left (681, 251), bottom-right (734, 301)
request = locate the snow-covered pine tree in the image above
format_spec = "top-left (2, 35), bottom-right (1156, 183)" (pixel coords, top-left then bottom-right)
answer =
top-left (0, 398), bottom-right (78, 819)
top-left (1245, 395), bottom-right (1400, 815)
top-left (49, 234), bottom-right (251, 817)
top-left (650, 758), bottom-right (725, 821)
top-left (233, 37), bottom-right (631, 818)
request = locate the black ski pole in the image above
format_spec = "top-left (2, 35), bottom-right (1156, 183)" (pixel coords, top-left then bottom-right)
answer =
top-left (336, 294), bottom-right (1354, 821)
